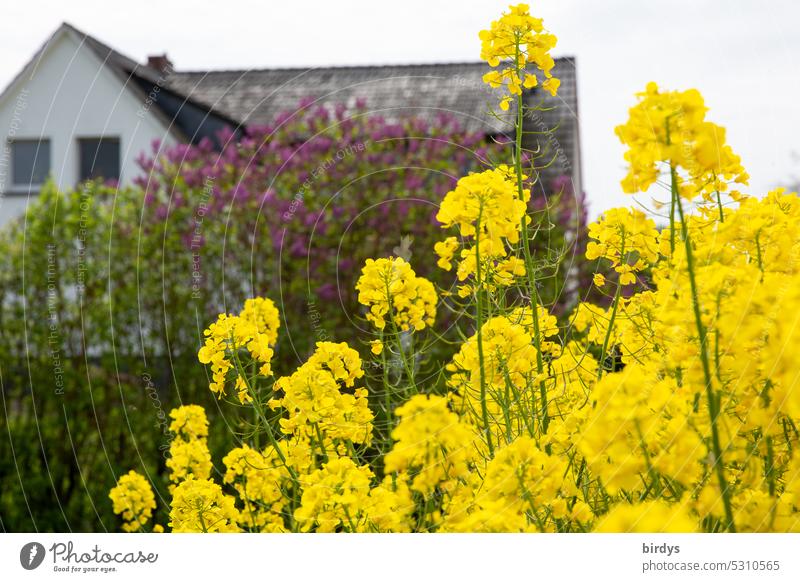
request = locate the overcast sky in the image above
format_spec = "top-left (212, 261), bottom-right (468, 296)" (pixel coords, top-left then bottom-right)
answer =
top-left (2, 0), bottom-right (798, 216)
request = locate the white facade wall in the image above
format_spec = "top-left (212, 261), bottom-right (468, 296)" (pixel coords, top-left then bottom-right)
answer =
top-left (0, 30), bottom-right (177, 225)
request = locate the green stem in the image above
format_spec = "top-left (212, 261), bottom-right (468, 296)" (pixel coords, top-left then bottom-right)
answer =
top-left (312, 421), bottom-right (329, 463)
top-left (379, 328), bottom-right (392, 446)
top-left (384, 278), bottom-right (418, 395)
top-left (669, 167), bottom-right (678, 255)
top-left (597, 233), bottom-right (625, 378)
top-left (229, 338), bottom-right (300, 532)
top-left (196, 501), bottom-right (209, 533)
top-left (474, 203), bottom-right (494, 456)
top-left (513, 48), bottom-right (548, 433)
top-left (673, 192), bottom-right (736, 532)
top-left (764, 434), bottom-right (775, 498)
top-left (598, 275), bottom-right (623, 379)
top-left (754, 230), bottom-right (764, 280)
top-left (665, 118), bottom-right (677, 255)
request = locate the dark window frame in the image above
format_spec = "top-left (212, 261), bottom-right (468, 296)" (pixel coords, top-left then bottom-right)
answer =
top-left (9, 138), bottom-right (51, 189)
top-left (77, 136), bottom-right (121, 183)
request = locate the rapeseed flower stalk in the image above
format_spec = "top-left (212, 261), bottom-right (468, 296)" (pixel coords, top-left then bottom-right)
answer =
top-left (294, 456), bottom-right (401, 532)
top-left (166, 405), bottom-right (213, 491)
top-left (585, 207), bottom-right (660, 374)
top-left (447, 308), bottom-right (558, 445)
top-left (586, 208), bottom-right (659, 287)
top-left (616, 82), bottom-right (748, 201)
top-left (384, 395), bottom-right (478, 496)
top-left (442, 436), bottom-right (580, 532)
top-left (435, 166), bottom-right (530, 296)
top-left (477, 3), bottom-right (561, 437)
top-left (109, 4), bottom-right (800, 534)
top-left (356, 256), bottom-right (437, 442)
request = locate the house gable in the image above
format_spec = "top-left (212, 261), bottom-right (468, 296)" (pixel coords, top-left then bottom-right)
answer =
top-left (0, 24), bottom-right (181, 211)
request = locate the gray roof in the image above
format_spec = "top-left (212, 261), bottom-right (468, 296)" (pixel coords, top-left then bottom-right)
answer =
top-left (165, 60), bottom-right (576, 134)
top-left (60, 22), bottom-right (578, 136)
top-left (168, 63), bottom-right (511, 132)
top-left (56, 23), bottom-right (582, 190)
top-left (165, 60), bottom-right (582, 191)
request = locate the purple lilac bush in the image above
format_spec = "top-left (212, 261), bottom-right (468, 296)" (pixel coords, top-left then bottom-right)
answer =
top-left (135, 99), bottom-right (592, 369)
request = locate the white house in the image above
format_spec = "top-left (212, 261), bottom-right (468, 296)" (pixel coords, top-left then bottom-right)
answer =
top-left (0, 24), bottom-right (172, 223)
top-left (0, 23), bottom-right (239, 224)
top-left (0, 23), bottom-right (582, 226)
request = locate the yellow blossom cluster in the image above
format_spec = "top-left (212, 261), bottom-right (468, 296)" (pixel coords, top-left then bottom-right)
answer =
top-left (578, 364), bottom-right (705, 494)
top-left (197, 297), bottom-right (280, 403)
top-left (435, 166), bottom-right (530, 296)
top-left (222, 444), bottom-right (290, 532)
top-left (356, 257), bottom-right (437, 331)
top-left (384, 395), bottom-right (479, 498)
top-left (586, 207), bottom-right (660, 285)
top-left (108, 470), bottom-right (157, 532)
top-left (166, 405), bottom-right (212, 491)
top-left (447, 311), bottom-right (546, 442)
top-left (616, 82), bottom-right (748, 201)
top-left (294, 456), bottom-right (411, 532)
top-left (169, 476), bottom-right (240, 532)
top-left (443, 437), bottom-right (585, 532)
top-left (480, 3), bottom-right (560, 110)
top-left (269, 341), bottom-right (373, 448)
top-left (168, 404), bottom-right (209, 440)
top-left (594, 501), bottom-right (698, 533)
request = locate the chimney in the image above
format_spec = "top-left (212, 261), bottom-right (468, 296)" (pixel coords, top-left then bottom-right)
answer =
top-left (147, 54), bottom-right (173, 74)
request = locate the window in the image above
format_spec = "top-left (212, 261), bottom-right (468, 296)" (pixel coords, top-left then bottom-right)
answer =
top-left (78, 137), bottom-right (120, 182)
top-left (11, 139), bottom-right (51, 188)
